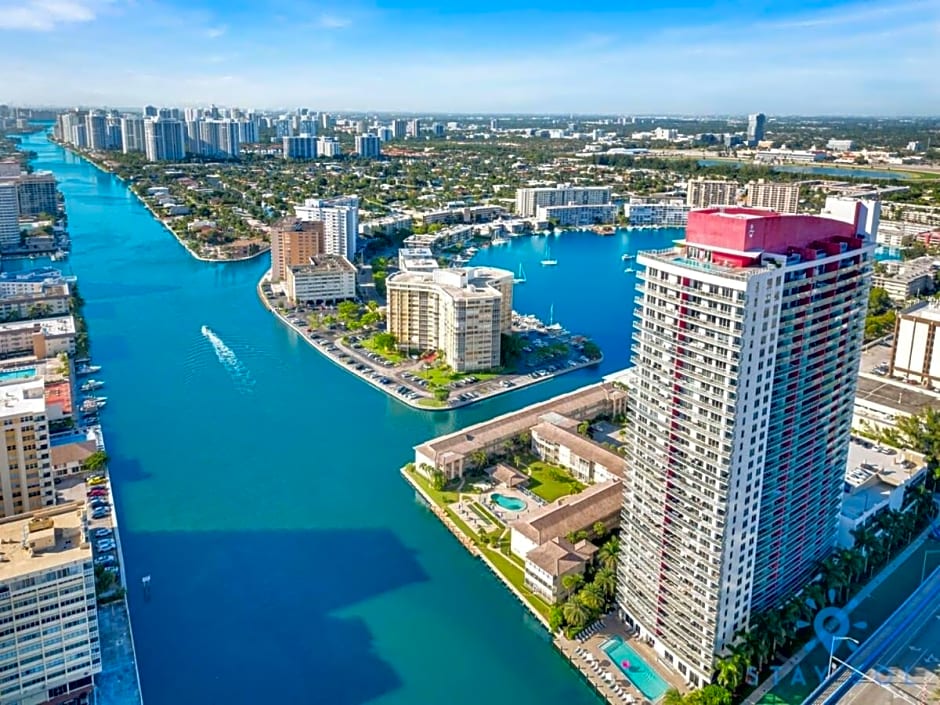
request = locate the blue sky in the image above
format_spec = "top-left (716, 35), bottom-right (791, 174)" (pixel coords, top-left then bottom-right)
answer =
top-left (1, 0), bottom-right (938, 114)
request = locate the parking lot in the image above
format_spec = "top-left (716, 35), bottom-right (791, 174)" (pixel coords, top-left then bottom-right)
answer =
top-left (58, 474), bottom-right (121, 583)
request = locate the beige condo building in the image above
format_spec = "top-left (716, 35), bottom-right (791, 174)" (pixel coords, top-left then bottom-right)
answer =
top-left (270, 220), bottom-right (325, 282)
top-left (387, 267), bottom-right (513, 372)
top-left (686, 178), bottom-right (740, 208)
top-left (0, 377), bottom-right (54, 519)
top-left (745, 179), bottom-right (801, 214)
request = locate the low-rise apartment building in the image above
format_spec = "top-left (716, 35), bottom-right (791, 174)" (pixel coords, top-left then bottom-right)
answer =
top-left (0, 317), bottom-right (76, 359)
top-left (624, 198), bottom-right (689, 227)
top-left (413, 380), bottom-right (628, 479)
top-left (387, 267), bottom-right (513, 372)
top-left (524, 537), bottom-right (598, 604)
top-left (537, 203), bottom-right (618, 227)
top-left (530, 418), bottom-right (625, 484)
top-left (0, 504), bottom-right (101, 704)
top-left (50, 440), bottom-right (98, 478)
top-left (397, 248), bottom-right (439, 273)
top-left (0, 285), bottom-right (71, 321)
top-left (285, 254), bottom-right (357, 305)
top-left (872, 256), bottom-right (935, 302)
top-left (510, 479), bottom-right (622, 558)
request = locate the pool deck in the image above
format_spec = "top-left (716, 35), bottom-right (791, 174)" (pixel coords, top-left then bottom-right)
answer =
top-left (556, 614), bottom-right (685, 704)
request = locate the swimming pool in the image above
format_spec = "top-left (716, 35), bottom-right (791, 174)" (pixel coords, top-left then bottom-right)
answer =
top-left (0, 368), bottom-right (36, 381)
top-left (601, 636), bottom-right (669, 702)
top-left (490, 493), bottom-right (526, 511)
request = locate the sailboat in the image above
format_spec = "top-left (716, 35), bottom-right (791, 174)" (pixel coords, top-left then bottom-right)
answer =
top-left (513, 263), bottom-right (527, 284)
top-left (540, 243), bottom-right (558, 266)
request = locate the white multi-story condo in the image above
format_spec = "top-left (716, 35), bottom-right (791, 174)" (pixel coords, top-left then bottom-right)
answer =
top-left (143, 118), bottom-right (186, 162)
top-left (537, 204), bottom-right (618, 227)
top-left (120, 116), bottom-right (145, 153)
top-left (406, 119), bottom-right (421, 138)
top-left (285, 254), bottom-right (357, 305)
top-left (195, 119), bottom-right (240, 159)
top-left (624, 198), bottom-right (689, 227)
top-left (686, 178), bottom-right (740, 208)
top-left (0, 182), bottom-right (19, 247)
top-left (0, 504), bottom-right (102, 704)
top-left (283, 135), bottom-right (317, 160)
top-left (747, 112), bottom-right (766, 145)
top-left (386, 267), bottom-right (513, 372)
top-left (618, 206), bottom-right (874, 687)
top-left (354, 134), bottom-right (381, 159)
top-left (317, 137), bottom-right (342, 158)
top-left (0, 377), bottom-right (55, 518)
top-left (390, 119), bottom-right (407, 139)
top-left (377, 126), bottom-right (393, 142)
top-left (745, 179), bottom-right (801, 214)
top-left (294, 196), bottom-right (359, 259)
top-left (13, 173), bottom-right (57, 217)
top-left (515, 185), bottom-right (612, 218)
top-left (821, 195), bottom-right (881, 241)
top-left (83, 112), bottom-right (107, 151)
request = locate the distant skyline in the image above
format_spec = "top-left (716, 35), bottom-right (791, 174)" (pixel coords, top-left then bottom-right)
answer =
top-left (2, 0), bottom-right (939, 115)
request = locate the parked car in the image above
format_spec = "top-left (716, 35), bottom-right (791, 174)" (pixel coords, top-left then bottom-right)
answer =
top-left (94, 555), bottom-right (116, 566)
top-left (96, 540), bottom-right (116, 552)
top-left (92, 508), bottom-right (111, 520)
top-left (87, 488), bottom-right (108, 497)
top-left (93, 528), bottom-right (113, 538)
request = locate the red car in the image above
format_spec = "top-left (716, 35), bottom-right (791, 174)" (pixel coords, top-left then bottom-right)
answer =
top-left (87, 488), bottom-right (108, 497)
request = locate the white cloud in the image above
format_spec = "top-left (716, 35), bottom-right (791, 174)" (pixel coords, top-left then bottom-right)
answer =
top-left (0, 0), bottom-right (103, 30)
top-left (318, 14), bottom-right (350, 29)
top-left (205, 24), bottom-right (226, 38)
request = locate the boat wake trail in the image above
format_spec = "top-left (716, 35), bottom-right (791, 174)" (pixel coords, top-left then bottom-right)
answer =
top-left (201, 325), bottom-right (254, 392)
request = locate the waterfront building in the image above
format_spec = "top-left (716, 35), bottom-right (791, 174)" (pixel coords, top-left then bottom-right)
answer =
top-left (390, 119), bottom-right (407, 139)
top-left (386, 267), bottom-right (513, 372)
top-left (0, 377), bottom-right (55, 517)
top-left (744, 179), bottom-right (801, 214)
top-left (537, 203), bottom-right (618, 227)
top-left (618, 206), bottom-right (874, 686)
top-left (270, 220), bottom-right (325, 282)
top-left (510, 480), bottom-right (622, 558)
top-left (754, 149), bottom-right (826, 164)
top-left (624, 198), bottom-right (689, 227)
top-left (83, 112), bottom-right (107, 151)
top-left (515, 185), bottom-right (612, 218)
top-left (0, 269), bottom-right (76, 298)
top-left (397, 247), bottom-right (439, 273)
top-left (0, 284), bottom-right (70, 320)
top-left (747, 112), bottom-right (766, 146)
top-left (524, 537), bottom-right (598, 604)
top-left (120, 116), bottom-right (145, 154)
top-left (0, 161), bottom-right (19, 179)
top-left (294, 196), bottom-right (359, 259)
top-left (890, 302), bottom-right (940, 386)
top-left (414, 380), bottom-right (627, 479)
top-left (530, 419), bottom-right (625, 484)
top-left (0, 182), bottom-right (18, 247)
top-left (13, 173), bottom-right (58, 217)
top-left (406, 119), bottom-right (421, 138)
top-left (285, 254), bottom-right (357, 305)
top-left (317, 137), bottom-right (342, 158)
top-left (0, 504), bottom-right (101, 702)
top-left (143, 118), bottom-right (186, 162)
top-left (354, 134), bottom-right (381, 159)
top-left (0, 316), bottom-right (76, 358)
top-left (685, 178), bottom-right (740, 208)
top-left (282, 135), bottom-right (317, 160)
top-left (105, 116), bottom-right (123, 151)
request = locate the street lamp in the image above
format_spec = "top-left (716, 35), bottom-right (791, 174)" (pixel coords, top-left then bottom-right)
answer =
top-left (828, 636), bottom-right (860, 677)
top-left (920, 550), bottom-right (940, 585)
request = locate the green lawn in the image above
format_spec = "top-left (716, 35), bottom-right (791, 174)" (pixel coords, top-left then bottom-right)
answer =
top-left (417, 398), bottom-right (446, 408)
top-left (415, 363), bottom-right (501, 388)
top-left (470, 501), bottom-right (500, 526)
top-left (525, 461), bottom-right (586, 502)
top-left (361, 335), bottom-right (406, 364)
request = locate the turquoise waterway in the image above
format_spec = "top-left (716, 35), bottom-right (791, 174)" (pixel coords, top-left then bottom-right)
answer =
top-left (20, 129), bottom-right (677, 705)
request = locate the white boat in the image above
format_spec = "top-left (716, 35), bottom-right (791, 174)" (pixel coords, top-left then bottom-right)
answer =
top-left (621, 253), bottom-right (634, 261)
top-left (491, 237), bottom-right (509, 246)
top-left (465, 247), bottom-right (478, 256)
top-left (540, 243), bottom-right (558, 267)
top-left (76, 365), bottom-right (102, 376)
top-left (624, 267), bottom-right (635, 273)
top-left (513, 263), bottom-right (527, 284)
top-left (51, 250), bottom-right (68, 261)
top-left (80, 379), bottom-right (104, 392)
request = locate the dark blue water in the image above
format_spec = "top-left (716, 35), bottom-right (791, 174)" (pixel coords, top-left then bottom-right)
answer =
top-left (21, 130), bottom-right (673, 705)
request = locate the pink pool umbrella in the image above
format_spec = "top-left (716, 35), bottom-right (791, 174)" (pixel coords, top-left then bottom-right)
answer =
top-left (621, 659), bottom-right (631, 670)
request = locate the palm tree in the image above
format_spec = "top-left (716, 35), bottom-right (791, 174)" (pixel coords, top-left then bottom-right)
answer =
top-left (561, 572), bottom-right (585, 594)
top-left (851, 526), bottom-right (878, 576)
top-left (578, 584), bottom-right (605, 612)
top-left (762, 610), bottom-right (788, 657)
top-left (594, 568), bottom-right (616, 601)
top-left (714, 655), bottom-right (744, 692)
top-left (469, 449), bottom-right (488, 470)
top-left (562, 598), bottom-right (589, 630)
top-left (598, 536), bottom-right (620, 571)
top-left (803, 583), bottom-right (827, 612)
top-left (662, 689), bottom-right (685, 705)
top-left (840, 549), bottom-right (864, 590)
